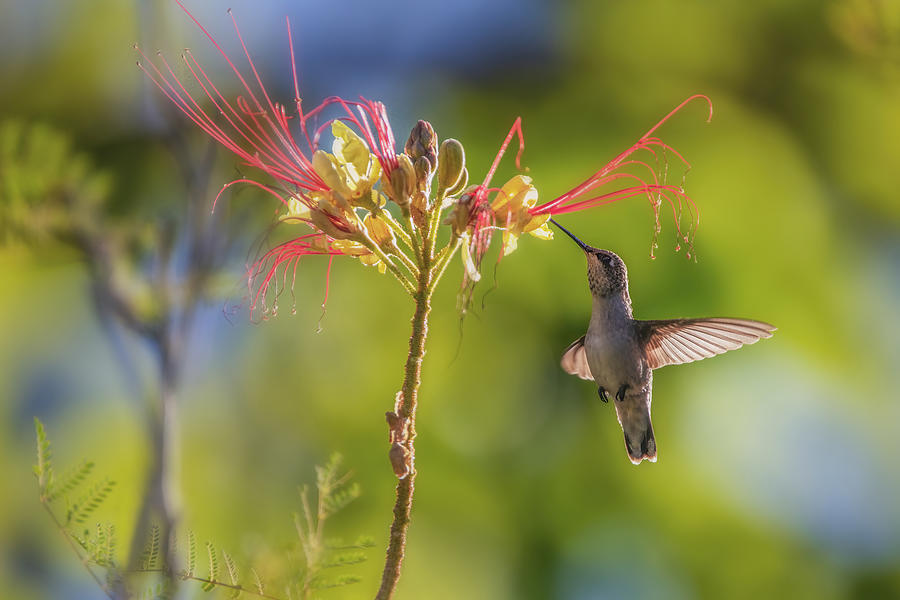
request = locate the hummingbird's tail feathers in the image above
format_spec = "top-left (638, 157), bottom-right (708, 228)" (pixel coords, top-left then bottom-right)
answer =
top-left (637, 317), bottom-right (776, 370)
top-left (624, 425), bottom-right (657, 465)
top-left (560, 335), bottom-right (593, 380)
top-left (614, 388), bottom-right (657, 465)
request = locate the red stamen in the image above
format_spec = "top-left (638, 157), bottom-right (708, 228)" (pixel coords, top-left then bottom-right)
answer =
top-left (528, 95), bottom-right (711, 257)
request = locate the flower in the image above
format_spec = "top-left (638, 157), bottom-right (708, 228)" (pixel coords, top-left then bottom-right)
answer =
top-left (135, 0), bottom-right (403, 318)
top-left (138, 1), bottom-right (712, 319)
top-left (455, 95), bottom-right (712, 290)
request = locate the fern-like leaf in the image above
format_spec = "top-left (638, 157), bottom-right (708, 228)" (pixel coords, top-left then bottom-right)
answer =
top-left (250, 567), bottom-right (265, 595)
top-left (139, 582), bottom-right (171, 600)
top-left (88, 522), bottom-right (116, 567)
top-left (223, 550), bottom-right (241, 598)
top-left (48, 460), bottom-right (94, 502)
top-left (187, 529), bottom-right (198, 577)
top-left (141, 524), bottom-right (161, 570)
top-left (310, 574), bottom-right (362, 590)
top-left (203, 541), bottom-right (219, 592)
top-left (321, 551), bottom-right (366, 569)
top-left (33, 417), bottom-right (54, 496)
top-left (70, 477), bottom-right (115, 525)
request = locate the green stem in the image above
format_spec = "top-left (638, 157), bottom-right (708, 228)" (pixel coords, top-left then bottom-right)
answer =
top-left (389, 243), bottom-right (420, 279)
top-left (125, 569), bottom-right (283, 600)
top-left (428, 237), bottom-right (462, 294)
top-left (381, 210), bottom-right (414, 251)
top-left (361, 234), bottom-right (417, 296)
top-left (374, 234), bottom-right (434, 600)
top-left (404, 212), bottom-right (423, 265)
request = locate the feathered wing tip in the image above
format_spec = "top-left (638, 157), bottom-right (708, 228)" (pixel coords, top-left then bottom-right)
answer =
top-left (639, 317), bottom-right (776, 370)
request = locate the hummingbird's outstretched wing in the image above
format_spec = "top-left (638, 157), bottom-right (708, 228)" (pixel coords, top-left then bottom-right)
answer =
top-left (560, 335), bottom-right (593, 380)
top-left (637, 318), bottom-right (775, 370)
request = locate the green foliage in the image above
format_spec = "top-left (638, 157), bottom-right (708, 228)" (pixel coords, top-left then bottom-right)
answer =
top-left (251, 568), bottom-right (266, 596)
top-left (69, 477), bottom-right (116, 525)
top-left (203, 541), bottom-right (219, 592)
top-left (140, 524), bottom-right (161, 571)
top-left (0, 120), bottom-right (110, 243)
top-left (34, 420), bottom-right (370, 599)
top-left (187, 530), bottom-right (198, 578)
top-left (223, 550), bottom-right (241, 597)
top-left (48, 460), bottom-right (95, 502)
top-left (33, 417), bottom-right (54, 496)
top-left (292, 453), bottom-right (372, 599)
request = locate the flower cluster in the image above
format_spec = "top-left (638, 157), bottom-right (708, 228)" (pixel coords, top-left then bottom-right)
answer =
top-left (138, 1), bottom-right (710, 318)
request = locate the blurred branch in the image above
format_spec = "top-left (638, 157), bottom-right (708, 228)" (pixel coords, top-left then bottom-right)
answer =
top-left (0, 116), bottom-right (234, 587)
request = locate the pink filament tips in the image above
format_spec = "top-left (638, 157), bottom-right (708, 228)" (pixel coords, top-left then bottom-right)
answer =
top-left (530, 95), bottom-right (712, 257)
top-left (141, 2), bottom-right (397, 201)
top-left (247, 234), bottom-right (348, 321)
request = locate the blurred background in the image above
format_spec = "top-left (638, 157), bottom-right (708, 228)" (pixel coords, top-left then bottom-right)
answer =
top-left (2, 0), bottom-right (899, 598)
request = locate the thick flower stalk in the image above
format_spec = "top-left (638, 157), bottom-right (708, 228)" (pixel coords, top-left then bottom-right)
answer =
top-left (139, 3), bottom-right (711, 598)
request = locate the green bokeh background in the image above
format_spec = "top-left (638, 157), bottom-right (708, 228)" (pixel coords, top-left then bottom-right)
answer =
top-left (2, 0), bottom-right (899, 598)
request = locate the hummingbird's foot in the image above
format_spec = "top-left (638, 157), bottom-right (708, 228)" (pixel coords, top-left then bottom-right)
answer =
top-left (597, 387), bottom-right (609, 403)
top-left (615, 384), bottom-right (629, 402)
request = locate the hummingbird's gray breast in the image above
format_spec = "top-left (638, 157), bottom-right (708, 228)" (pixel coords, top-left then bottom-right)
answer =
top-left (584, 298), bottom-right (648, 393)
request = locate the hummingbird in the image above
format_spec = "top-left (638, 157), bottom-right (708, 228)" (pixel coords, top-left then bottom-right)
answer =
top-left (551, 219), bottom-right (775, 465)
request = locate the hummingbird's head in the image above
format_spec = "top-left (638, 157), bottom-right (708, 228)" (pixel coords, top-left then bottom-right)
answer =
top-left (550, 219), bottom-right (629, 297)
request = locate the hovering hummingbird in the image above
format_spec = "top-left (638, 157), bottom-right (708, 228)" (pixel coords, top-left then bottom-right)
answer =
top-left (551, 219), bottom-right (775, 465)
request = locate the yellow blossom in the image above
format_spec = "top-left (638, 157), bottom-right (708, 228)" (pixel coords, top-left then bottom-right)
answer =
top-left (491, 175), bottom-right (553, 255)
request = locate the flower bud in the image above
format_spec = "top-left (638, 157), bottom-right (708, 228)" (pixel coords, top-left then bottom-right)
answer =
top-left (446, 167), bottom-right (468, 198)
top-left (437, 138), bottom-right (466, 194)
top-left (413, 156), bottom-right (432, 185)
top-left (387, 154), bottom-right (416, 207)
top-left (364, 213), bottom-right (394, 248)
top-left (405, 120), bottom-right (437, 169)
top-left (405, 120), bottom-right (437, 190)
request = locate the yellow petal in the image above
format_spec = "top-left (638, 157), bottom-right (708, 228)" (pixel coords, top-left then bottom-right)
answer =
top-left (331, 121), bottom-right (371, 175)
top-left (281, 197), bottom-right (311, 223)
top-left (331, 239), bottom-right (370, 256)
top-left (527, 221), bottom-right (554, 240)
top-left (358, 253), bottom-right (379, 265)
top-left (501, 230), bottom-right (519, 256)
top-left (522, 212), bottom-right (551, 234)
top-left (460, 234), bottom-right (481, 282)
top-left (312, 150), bottom-right (353, 199)
top-left (492, 174), bottom-right (535, 211)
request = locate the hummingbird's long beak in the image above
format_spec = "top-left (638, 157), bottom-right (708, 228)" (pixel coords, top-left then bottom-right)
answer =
top-left (550, 219), bottom-right (590, 252)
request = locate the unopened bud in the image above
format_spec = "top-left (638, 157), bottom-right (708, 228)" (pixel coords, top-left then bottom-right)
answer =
top-left (387, 154), bottom-right (416, 207)
top-left (405, 120), bottom-right (437, 166)
top-left (437, 139), bottom-right (466, 194)
top-left (405, 120), bottom-right (437, 190)
top-left (413, 156), bottom-right (432, 183)
top-left (364, 213), bottom-right (394, 248)
top-left (446, 167), bottom-right (468, 198)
